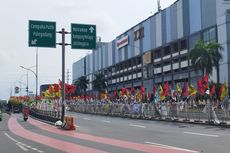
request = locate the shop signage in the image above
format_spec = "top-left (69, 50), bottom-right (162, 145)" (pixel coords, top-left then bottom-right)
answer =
top-left (143, 51), bottom-right (152, 64)
top-left (134, 27), bottom-right (144, 41)
top-left (117, 35), bottom-right (129, 49)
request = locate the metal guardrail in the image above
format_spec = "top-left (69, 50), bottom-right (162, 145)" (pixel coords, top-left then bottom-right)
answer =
top-left (29, 109), bottom-right (61, 123)
top-left (68, 101), bottom-right (230, 126)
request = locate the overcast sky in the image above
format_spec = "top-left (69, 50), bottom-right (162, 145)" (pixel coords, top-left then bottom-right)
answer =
top-left (0, 0), bottom-right (176, 100)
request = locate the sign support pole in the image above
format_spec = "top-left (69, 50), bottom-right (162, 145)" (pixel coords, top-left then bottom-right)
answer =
top-left (61, 28), bottom-right (66, 122)
top-left (57, 28), bottom-right (70, 122)
top-left (36, 47), bottom-right (38, 106)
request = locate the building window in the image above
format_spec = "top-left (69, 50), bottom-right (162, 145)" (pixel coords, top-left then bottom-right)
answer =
top-left (164, 46), bottom-right (170, 56)
top-left (203, 27), bottom-right (216, 43)
top-left (173, 43), bottom-right (178, 53)
top-left (154, 49), bottom-right (161, 59)
top-left (181, 39), bottom-right (187, 50)
top-left (137, 56), bottom-right (142, 65)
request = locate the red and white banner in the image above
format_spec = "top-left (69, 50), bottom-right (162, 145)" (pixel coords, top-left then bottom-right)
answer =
top-left (116, 35), bottom-right (129, 49)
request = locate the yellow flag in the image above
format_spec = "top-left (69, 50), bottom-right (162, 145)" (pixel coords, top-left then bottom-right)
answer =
top-left (159, 85), bottom-right (165, 101)
top-left (224, 81), bottom-right (228, 97)
top-left (221, 80), bottom-right (228, 101)
top-left (189, 84), bottom-right (197, 96)
top-left (176, 83), bottom-right (181, 93)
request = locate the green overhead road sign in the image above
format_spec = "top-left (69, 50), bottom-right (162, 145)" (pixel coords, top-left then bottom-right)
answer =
top-left (71, 23), bottom-right (96, 49)
top-left (29, 20), bottom-right (56, 48)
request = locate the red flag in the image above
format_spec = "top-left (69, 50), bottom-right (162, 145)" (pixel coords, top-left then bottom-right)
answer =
top-left (202, 74), bottom-right (209, 90)
top-left (210, 84), bottom-right (215, 97)
top-left (163, 81), bottom-right (169, 97)
top-left (181, 81), bottom-right (188, 97)
top-left (197, 78), bottom-right (204, 95)
top-left (153, 85), bottom-right (157, 96)
top-left (122, 87), bottom-right (126, 96)
top-left (53, 84), bottom-right (59, 93)
top-left (140, 86), bottom-right (145, 95)
top-left (48, 85), bottom-right (53, 94)
top-left (131, 87), bottom-right (136, 95)
top-left (113, 90), bottom-right (117, 98)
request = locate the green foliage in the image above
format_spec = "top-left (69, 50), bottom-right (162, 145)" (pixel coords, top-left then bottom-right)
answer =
top-left (189, 40), bottom-right (222, 77)
top-left (92, 73), bottom-right (107, 93)
top-left (74, 76), bottom-right (89, 96)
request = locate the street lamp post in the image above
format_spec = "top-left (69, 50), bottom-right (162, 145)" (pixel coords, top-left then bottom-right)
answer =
top-left (20, 66), bottom-right (38, 105)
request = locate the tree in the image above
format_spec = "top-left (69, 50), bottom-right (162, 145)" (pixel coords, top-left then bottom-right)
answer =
top-left (189, 40), bottom-right (222, 82)
top-left (92, 73), bottom-right (107, 94)
top-left (74, 76), bottom-right (89, 96)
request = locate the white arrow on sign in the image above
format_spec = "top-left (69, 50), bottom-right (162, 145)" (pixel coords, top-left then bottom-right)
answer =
top-left (89, 26), bottom-right (94, 33)
top-left (31, 39), bottom-right (37, 45)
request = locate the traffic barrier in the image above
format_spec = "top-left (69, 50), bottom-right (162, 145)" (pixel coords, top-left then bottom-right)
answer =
top-left (63, 116), bottom-right (76, 130)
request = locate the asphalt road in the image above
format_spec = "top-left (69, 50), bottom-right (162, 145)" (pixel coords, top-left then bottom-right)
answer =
top-left (1, 111), bottom-right (230, 153)
top-left (67, 111), bottom-right (230, 153)
top-left (0, 113), bottom-right (65, 153)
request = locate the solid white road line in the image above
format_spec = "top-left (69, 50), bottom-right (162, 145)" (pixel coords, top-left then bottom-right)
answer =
top-left (183, 131), bottom-right (219, 137)
top-left (145, 141), bottom-right (199, 153)
top-left (4, 132), bottom-right (18, 143)
top-left (129, 124), bottom-right (146, 128)
top-left (101, 120), bottom-right (111, 123)
top-left (83, 118), bottom-right (91, 120)
top-left (16, 142), bottom-right (29, 151)
top-left (4, 132), bottom-right (44, 153)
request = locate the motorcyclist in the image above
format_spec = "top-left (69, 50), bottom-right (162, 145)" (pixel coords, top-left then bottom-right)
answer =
top-left (22, 106), bottom-right (29, 121)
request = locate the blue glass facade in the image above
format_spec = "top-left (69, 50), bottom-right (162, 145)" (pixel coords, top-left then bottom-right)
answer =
top-left (73, 0), bottom-right (230, 88)
top-left (189, 0), bottom-right (201, 34)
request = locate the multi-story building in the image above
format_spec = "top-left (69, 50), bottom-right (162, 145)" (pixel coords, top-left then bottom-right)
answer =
top-left (73, 0), bottom-right (230, 94)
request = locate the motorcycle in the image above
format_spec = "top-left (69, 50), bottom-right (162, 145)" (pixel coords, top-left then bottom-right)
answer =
top-left (22, 107), bottom-right (29, 122)
top-left (23, 114), bottom-right (28, 121)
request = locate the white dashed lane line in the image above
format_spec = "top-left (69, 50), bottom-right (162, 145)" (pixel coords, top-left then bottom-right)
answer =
top-left (16, 142), bottom-right (28, 151)
top-left (183, 131), bottom-right (219, 137)
top-left (101, 120), bottom-right (111, 123)
top-left (128, 124), bottom-right (146, 128)
top-left (83, 118), bottom-right (91, 120)
top-left (145, 141), bottom-right (199, 153)
top-left (4, 132), bottom-right (45, 153)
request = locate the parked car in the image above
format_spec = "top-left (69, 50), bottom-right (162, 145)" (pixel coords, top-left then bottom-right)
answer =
top-left (13, 107), bottom-right (20, 113)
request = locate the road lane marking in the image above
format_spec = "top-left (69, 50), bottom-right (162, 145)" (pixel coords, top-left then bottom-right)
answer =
top-left (10, 117), bottom-right (107, 153)
top-left (129, 124), bottom-right (146, 128)
top-left (4, 132), bottom-right (18, 143)
top-left (101, 120), bottom-right (111, 123)
top-left (183, 131), bottom-right (219, 137)
top-left (32, 147), bottom-right (38, 150)
top-left (83, 118), bottom-right (91, 120)
top-left (145, 141), bottom-right (199, 153)
top-left (16, 142), bottom-right (29, 151)
top-left (4, 132), bottom-right (44, 153)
